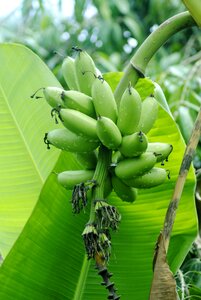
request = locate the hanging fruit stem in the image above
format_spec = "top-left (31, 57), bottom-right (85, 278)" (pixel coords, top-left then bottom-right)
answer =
top-left (114, 11), bottom-right (196, 105)
top-left (83, 146), bottom-right (120, 299)
top-left (88, 145), bottom-right (112, 223)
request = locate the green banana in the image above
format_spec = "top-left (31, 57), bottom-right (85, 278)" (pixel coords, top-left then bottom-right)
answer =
top-left (43, 87), bottom-right (65, 108)
top-left (75, 151), bottom-right (97, 170)
top-left (91, 77), bottom-right (118, 123)
top-left (119, 131), bottom-right (148, 157)
top-left (74, 50), bottom-right (99, 96)
top-left (61, 90), bottom-right (96, 118)
top-left (125, 167), bottom-right (167, 189)
top-left (62, 56), bottom-right (79, 90)
top-left (117, 86), bottom-right (142, 135)
top-left (44, 128), bottom-right (99, 152)
top-left (59, 108), bottom-right (98, 140)
top-left (115, 152), bottom-right (157, 179)
top-left (112, 175), bottom-right (137, 203)
top-left (57, 170), bottom-right (94, 189)
top-left (147, 142), bottom-right (173, 162)
top-left (96, 116), bottom-right (122, 150)
top-left (137, 96), bottom-right (158, 133)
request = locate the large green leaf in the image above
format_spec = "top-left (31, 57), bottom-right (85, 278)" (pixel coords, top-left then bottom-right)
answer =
top-left (0, 61), bottom-right (198, 299)
top-left (0, 43), bottom-right (62, 258)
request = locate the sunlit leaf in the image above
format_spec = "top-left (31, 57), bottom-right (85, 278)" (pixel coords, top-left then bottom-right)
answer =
top-left (0, 43), bottom-right (61, 257)
top-left (103, 71), bottom-right (123, 91)
top-left (135, 77), bottom-right (155, 99)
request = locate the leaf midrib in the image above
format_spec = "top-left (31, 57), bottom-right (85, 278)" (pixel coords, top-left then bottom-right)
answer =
top-left (73, 255), bottom-right (90, 300)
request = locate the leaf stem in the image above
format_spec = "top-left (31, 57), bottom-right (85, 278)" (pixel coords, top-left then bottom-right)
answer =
top-left (114, 11), bottom-right (196, 106)
top-left (163, 107), bottom-right (201, 251)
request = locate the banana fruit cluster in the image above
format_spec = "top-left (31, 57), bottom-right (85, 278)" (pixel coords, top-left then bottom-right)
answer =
top-left (41, 49), bottom-right (173, 204)
top-left (34, 49), bottom-right (173, 299)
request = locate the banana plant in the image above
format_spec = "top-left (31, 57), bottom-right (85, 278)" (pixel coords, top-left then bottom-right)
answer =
top-left (0, 11), bottom-right (199, 300)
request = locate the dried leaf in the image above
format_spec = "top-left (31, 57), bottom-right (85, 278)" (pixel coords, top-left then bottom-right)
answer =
top-left (149, 233), bottom-right (177, 300)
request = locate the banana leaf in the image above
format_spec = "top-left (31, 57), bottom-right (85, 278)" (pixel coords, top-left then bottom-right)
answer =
top-left (0, 44), bottom-right (198, 299)
top-left (0, 43), bottom-right (62, 257)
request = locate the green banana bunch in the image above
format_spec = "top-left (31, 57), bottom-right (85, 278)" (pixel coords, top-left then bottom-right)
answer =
top-left (36, 48), bottom-right (173, 298)
top-left (40, 48), bottom-right (172, 198)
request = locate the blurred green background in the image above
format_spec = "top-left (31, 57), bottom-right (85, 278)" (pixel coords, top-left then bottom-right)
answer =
top-left (1, 0), bottom-right (201, 297)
